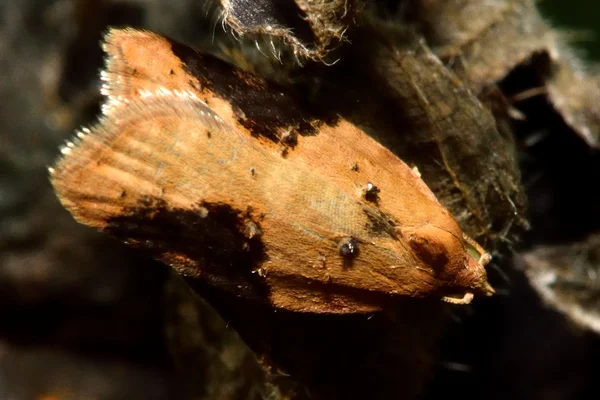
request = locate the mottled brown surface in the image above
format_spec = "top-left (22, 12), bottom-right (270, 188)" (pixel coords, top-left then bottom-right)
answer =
top-left (401, 0), bottom-right (600, 147)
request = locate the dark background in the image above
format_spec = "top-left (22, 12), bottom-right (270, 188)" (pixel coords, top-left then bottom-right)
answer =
top-left (541, 0), bottom-right (600, 59)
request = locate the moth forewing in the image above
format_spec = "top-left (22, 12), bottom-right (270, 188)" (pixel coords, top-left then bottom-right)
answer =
top-left (50, 28), bottom-right (494, 314)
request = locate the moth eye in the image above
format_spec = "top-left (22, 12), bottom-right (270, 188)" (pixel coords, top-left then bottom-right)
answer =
top-left (465, 241), bottom-right (482, 263)
top-left (338, 237), bottom-right (359, 258)
top-left (462, 235), bottom-right (491, 266)
top-left (364, 183), bottom-right (380, 202)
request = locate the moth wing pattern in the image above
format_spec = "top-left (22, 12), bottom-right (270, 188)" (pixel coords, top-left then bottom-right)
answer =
top-left (49, 89), bottom-right (417, 314)
top-left (50, 91), bottom-right (251, 274)
top-left (50, 28), bottom-right (494, 314)
top-left (100, 28), bottom-right (199, 116)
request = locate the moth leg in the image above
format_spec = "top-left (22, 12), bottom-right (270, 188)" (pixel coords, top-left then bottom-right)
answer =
top-left (441, 292), bottom-right (474, 305)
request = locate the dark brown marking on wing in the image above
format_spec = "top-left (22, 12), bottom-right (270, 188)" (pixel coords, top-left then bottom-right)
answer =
top-left (363, 208), bottom-right (398, 240)
top-left (104, 196), bottom-right (268, 300)
top-left (169, 40), bottom-right (339, 145)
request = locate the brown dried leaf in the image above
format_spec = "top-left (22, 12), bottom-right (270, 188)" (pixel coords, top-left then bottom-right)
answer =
top-left (403, 0), bottom-right (600, 147)
top-left (523, 233), bottom-right (600, 333)
top-left (219, 0), bottom-right (361, 64)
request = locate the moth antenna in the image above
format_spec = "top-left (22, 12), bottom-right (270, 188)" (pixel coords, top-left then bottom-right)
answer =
top-left (461, 232), bottom-right (491, 266)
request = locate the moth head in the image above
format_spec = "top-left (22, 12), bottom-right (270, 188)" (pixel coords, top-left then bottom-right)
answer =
top-left (402, 224), bottom-right (494, 304)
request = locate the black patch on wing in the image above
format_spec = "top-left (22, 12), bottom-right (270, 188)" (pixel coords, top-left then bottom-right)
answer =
top-left (104, 196), bottom-right (268, 301)
top-left (169, 39), bottom-right (339, 145)
top-left (363, 208), bottom-right (398, 239)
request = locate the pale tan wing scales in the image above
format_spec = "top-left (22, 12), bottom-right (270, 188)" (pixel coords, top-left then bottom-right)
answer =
top-left (100, 28), bottom-right (201, 116)
top-left (51, 91), bottom-right (232, 224)
top-left (50, 91), bottom-right (276, 303)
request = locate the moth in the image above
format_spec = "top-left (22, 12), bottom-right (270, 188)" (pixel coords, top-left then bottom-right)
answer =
top-left (49, 28), bottom-right (494, 314)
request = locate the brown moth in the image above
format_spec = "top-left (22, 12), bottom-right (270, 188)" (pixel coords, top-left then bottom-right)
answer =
top-left (49, 28), bottom-right (494, 314)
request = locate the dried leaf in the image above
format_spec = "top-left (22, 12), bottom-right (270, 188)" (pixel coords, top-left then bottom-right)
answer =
top-left (219, 0), bottom-right (361, 64)
top-left (523, 234), bottom-right (600, 334)
top-left (402, 0), bottom-right (600, 147)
